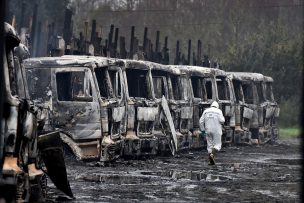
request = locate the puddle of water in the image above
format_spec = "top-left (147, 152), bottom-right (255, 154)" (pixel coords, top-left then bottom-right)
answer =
top-left (185, 184), bottom-right (198, 190)
top-left (139, 170), bottom-right (232, 182)
top-left (254, 189), bottom-right (279, 198)
top-left (279, 190), bottom-right (299, 198)
top-left (78, 173), bottom-right (155, 185)
top-left (213, 187), bottom-right (228, 193)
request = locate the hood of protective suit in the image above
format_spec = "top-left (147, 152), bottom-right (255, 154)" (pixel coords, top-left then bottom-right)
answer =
top-left (211, 101), bottom-right (219, 108)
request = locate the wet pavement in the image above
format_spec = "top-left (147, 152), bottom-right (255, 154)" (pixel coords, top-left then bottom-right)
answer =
top-left (47, 138), bottom-right (302, 202)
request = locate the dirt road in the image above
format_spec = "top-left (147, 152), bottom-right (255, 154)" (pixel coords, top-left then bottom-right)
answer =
top-left (47, 138), bottom-right (302, 202)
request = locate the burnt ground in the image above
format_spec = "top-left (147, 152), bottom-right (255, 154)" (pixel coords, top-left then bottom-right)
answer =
top-left (47, 138), bottom-right (302, 202)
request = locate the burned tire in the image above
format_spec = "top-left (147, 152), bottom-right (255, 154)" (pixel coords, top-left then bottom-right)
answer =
top-left (16, 173), bottom-right (27, 202)
top-left (29, 173), bottom-right (47, 202)
top-left (41, 174), bottom-right (47, 200)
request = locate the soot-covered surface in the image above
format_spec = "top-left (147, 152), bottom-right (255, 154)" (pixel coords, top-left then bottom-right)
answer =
top-left (47, 138), bottom-right (302, 202)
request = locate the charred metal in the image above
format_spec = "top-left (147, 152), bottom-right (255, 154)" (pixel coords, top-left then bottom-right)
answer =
top-left (23, 55), bottom-right (280, 162)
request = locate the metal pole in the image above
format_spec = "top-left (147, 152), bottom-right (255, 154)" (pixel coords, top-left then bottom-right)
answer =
top-left (174, 40), bottom-right (180, 65)
top-left (30, 3), bottom-right (38, 56)
top-left (143, 27), bottom-right (147, 53)
top-left (187, 39), bottom-right (191, 65)
top-left (19, 2), bottom-right (26, 33)
top-left (129, 26), bottom-right (135, 58)
top-left (63, 8), bottom-right (73, 49)
top-left (90, 19), bottom-right (96, 44)
top-left (113, 27), bottom-right (119, 57)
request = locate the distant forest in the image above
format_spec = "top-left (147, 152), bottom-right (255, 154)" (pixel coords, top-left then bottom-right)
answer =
top-left (8, 0), bottom-right (304, 127)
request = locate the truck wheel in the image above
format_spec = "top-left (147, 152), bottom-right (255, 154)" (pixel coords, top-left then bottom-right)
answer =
top-left (16, 173), bottom-right (27, 202)
top-left (29, 173), bottom-right (47, 202)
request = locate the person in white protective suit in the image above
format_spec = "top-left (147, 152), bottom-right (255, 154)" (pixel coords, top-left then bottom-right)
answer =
top-left (199, 101), bottom-right (225, 165)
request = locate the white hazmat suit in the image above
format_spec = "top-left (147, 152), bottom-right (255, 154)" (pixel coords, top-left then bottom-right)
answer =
top-left (199, 101), bottom-right (225, 153)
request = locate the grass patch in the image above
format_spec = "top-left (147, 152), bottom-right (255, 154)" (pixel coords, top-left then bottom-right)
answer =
top-left (279, 128), bottom-right (301, 139)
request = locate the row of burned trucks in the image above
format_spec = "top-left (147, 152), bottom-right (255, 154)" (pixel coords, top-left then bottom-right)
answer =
top-left (23, 55), bottom-right (280, 162)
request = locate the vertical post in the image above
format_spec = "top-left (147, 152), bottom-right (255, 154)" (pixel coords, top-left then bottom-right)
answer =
top-left (51, 22), bottom-right (55, 37)
top-left (90, 19), bottom-right (96, 43)
top-left (143, 27), bottom-right (148, 53)
top-left (84, 21), bottom-right (89, 54)
top-left (163, 36), bottom-right (169, 64)
top-left (164, 36), bottom-right (168, 50)
top-left (30, 3), bottom-right (38, 56)
top-left (36, 21), bottom-right (42, 56)
top-left (197, 40), bottom-right (202, 66)
top-left (99, 26), bottom-right (102, 37)
top-left (105, 39), bottom-right (108, 56)
top-left (19, 2), bottom-right (27, 33)
top-left (187, 39), bottom-right (191, 65)
top-left (98, 26), bottom-right (103, 55)
top-left (63, 8), bottom-right (73, 54)
top-left (84, 21), bottom-right (89, 42)
top-left (108, 24), bottom-right (114, 51)
top-left (79, 32), bottom-right (84, 54)
top-left (46, 23), bottom-right (53, 56)
top-left (119, 36), bottom-right (126, 59)
top-left (113, 27), bottom-right (119, 57)
top-left (155, 30), bottom-right (160, 53)
top-left (146, 39), bottom-right (152, 61)
top-left (207, 43), bottom-right (211, 67)
top-left (174, 40), bottom-right (180, 65)
top-left (133, 37), bottom-right (139, 55)
top-left (192, 52), bottom-right (196, 66)
top-left (129, 26), bottom-right (135, 59)
top-left (154, 31), bottom-right (160, 62)
top-left (95, 32), bottom-right (101, 56)
top-left (41, 21), bottom-right (49, 56)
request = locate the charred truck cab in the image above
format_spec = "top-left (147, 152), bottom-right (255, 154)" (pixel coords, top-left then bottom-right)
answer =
top-left (118, 59), bottom-right (159, 157)
top-left (228, 72), bottom-right (279, 144)
top-left (228, 73), bottom-right (254, 145)
top-left (155, 65), bottom-right (193, 152)
top-left (257, 75), bottom-right (279, 143)
top-left (90, 56), bottom-right (126, 162)
top-left (263, 76), bottom-right (279, 142)
top-left (24, 56), bottom-right (123, 162)
top-left (214, 69), bottom-right (235, 144)
top-left (178, 66), bottom-right (217, 149)
top-left (227, 72), bottom-right (262, 144)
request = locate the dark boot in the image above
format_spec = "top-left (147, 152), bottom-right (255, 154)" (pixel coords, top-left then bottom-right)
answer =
top-left (208, 153), bottom-right (215, 165)
top-left (211, 148), bottom-right (218, 155)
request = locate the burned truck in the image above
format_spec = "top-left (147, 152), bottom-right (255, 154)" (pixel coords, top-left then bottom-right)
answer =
top-left (150, 64), bottom-right (192, 153)
top-left (176, 66), bottom-right (217, 149)
top-left (176, 66), bottom-right (235, 147)
top-left (228, 73), bottom-right (253, 144)
top-left (228, 72), bottom-right (279, 144)
top-left (1, 23), bottom-right (72, 202)
top-left (263, 75), bottom-right (279, 142)
top-left (214, 69), bottom-right (236, 144)
top-left (24, 56), bottom-right (124, 162)
top-left (117, 59), bottom-right (161, 156)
